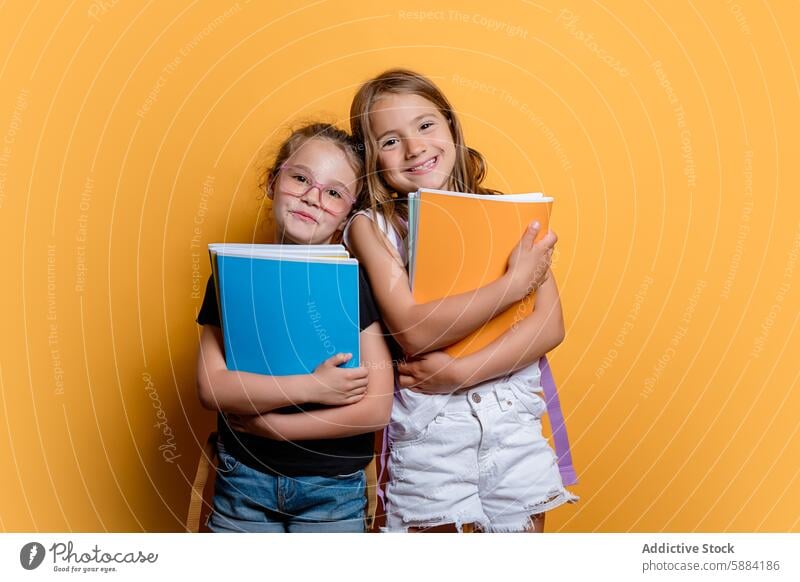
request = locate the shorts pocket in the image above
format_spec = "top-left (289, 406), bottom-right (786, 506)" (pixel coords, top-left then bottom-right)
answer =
top-left (507, 390), bottom-right (547, 424)
top-left (215, 445), bottom-right (241, 475)
top-left (333, 468), bottom-right (366, 480)
top-left (388, 414), bottom-right (441, 450)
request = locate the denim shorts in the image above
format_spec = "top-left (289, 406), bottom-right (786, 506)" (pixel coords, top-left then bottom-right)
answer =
top-left (385, 381), bottom-right (578, 532)
top-left (207, 443), bottom-right (367, 533)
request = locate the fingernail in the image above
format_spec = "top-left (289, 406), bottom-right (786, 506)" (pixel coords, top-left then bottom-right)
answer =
top-left (531, 221), bottom-right (540, 230)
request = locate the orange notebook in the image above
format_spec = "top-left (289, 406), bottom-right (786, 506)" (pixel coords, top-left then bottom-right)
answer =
top-left (408, 188), bottom-right (553, 357)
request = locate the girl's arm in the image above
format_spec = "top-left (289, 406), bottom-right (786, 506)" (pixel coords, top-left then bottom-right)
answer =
top-left (347, 214), bottom-right (555, 357)
top-left (227, 321), bottom-right (394, 440)
top-left (397, 272), bottom-right (564, 391)
top-left (196, 325), bottom-right (368, 415)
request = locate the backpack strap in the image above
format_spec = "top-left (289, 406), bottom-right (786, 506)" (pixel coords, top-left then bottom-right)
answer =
top-left (365, 428), bottom-right (390, 531)
top-left (539, 357), bottom-right (578, 485)
top-left (365, 455), bottom-right (378, 531)
top-left (186, 432), bottom-right (217, 532)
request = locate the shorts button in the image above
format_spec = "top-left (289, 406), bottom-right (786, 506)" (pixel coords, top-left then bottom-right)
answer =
top-left (471, 393), bottom-right (481, 403)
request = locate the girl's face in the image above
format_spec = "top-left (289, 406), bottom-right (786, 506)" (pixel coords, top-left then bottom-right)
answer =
top-left (369, 93), bottom-right (457, 194)
top-left (269, 138), bottom-right (359, 245)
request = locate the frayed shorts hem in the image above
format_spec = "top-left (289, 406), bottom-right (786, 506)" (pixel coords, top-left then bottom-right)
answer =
top-left (383, 489), bottom-right (579, 533)
top-left (483, 490), bottom-right (580, 533)
top-left (382, 512), bottom-right (487, 533)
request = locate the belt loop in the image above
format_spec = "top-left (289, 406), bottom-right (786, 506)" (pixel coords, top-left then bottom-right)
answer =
top-left (493, 382), bottom-right (513, 411)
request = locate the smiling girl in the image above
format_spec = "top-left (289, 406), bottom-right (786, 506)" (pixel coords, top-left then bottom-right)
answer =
top-left (195, 123), bottom-right (394, 533)
top-left (345, 70), bottom-right (577, 532)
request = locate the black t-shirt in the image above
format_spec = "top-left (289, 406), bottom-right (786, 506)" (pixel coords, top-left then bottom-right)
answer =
top-left (196, 266), bottom-right (382, 476)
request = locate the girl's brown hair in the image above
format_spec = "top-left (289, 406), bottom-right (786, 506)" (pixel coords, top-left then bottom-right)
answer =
top-left (350, 68), bottom-right (498, 240)
top-left (257, 122), bottom-right (365, 243)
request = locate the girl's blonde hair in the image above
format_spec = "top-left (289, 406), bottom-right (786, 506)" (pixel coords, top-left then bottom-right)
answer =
top-left (257, 122), bottom-right (365, 243)
top-left (350, 68), bottom-right (498, 240)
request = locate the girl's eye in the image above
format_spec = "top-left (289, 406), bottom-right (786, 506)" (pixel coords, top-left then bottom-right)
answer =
top-left (324, 189), bottom-right (343, 199)
top-left (381, 138), bottom-right (398, 149)
top-left (293, 174), bottom-right (310, 184)
top-left (420, 121), bottom-right (434, 131)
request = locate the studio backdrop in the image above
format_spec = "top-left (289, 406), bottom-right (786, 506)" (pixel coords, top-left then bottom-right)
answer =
top-left (0, 0), bottom-right (797, 532)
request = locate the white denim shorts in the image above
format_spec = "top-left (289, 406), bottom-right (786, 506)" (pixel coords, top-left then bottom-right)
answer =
top-left (384, 381), bottom-right (578, 532)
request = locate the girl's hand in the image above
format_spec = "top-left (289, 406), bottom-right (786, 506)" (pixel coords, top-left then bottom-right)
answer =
top-left (397, 351), bottom-right (464, 394)
top-left (226, 412), bottom-right (287, 440)
top-left (310, 353), bottom-right (369, 406)
top-left (505, 222), bottom-right (557, 300)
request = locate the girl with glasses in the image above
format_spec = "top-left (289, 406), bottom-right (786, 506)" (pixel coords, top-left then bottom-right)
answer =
top-left (195, 123), bottom-right (393, 532)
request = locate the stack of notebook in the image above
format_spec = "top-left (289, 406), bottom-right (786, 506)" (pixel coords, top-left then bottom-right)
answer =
top-left (208, 244), bottom-right (360, 375)
top-left (407, 188), bottom-right (553, 358)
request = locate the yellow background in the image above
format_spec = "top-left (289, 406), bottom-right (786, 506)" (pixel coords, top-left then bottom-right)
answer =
top-left (1, 0), bottom-right (798, 532)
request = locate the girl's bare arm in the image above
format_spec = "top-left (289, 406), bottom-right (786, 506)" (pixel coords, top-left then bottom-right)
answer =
top-left (347, 215), bottom-right (554, 357)
top-left (196, 326), bottom-right (367, 414)
top-left (453, 273), bottom-right (564, 386)
top-left (228, 322), bottom-right (394, 440)
top-left (397, 273), bottom-right (564, 391)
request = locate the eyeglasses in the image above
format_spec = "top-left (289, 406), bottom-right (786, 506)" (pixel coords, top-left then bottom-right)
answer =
top-left (277, 165), bottom-right (356, 215)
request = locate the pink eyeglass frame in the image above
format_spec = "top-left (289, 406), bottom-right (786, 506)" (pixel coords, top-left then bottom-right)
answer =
top-left (278, 164), bottom-right (356, 214)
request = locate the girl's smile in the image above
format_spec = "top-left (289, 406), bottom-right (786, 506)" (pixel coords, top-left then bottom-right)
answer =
top-left (288, 208), bottom-right (319, 224)
top-left (406, 155), bottom-right (439, 175)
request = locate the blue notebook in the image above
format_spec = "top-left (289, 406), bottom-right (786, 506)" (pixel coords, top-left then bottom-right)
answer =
top-left (210, 244), bottom-right (360, 376)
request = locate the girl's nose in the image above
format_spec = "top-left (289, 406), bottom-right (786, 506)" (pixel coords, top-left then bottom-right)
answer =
top-left (404, 137), bottom-right (426, 158)
top-left (300, 185), bottom-right (322, 206)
